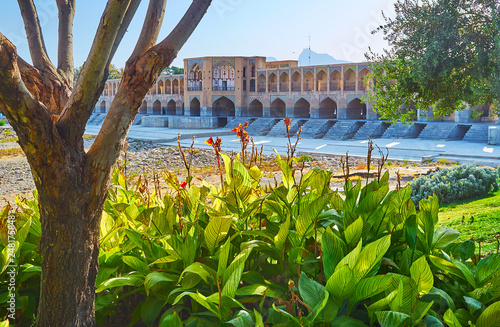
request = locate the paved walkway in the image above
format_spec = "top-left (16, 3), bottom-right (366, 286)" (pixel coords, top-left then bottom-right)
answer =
top-left (84, 125), bottom-right (500, 166)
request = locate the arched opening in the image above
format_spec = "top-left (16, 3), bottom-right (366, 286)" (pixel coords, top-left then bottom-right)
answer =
top-left (304, 71), bottom-right (314, 91)
top-left (317, 71), bottom-right (328, 91)
top-left (344, 69), bottom-right (356, 91)
top-left (280, 73), bottom-right (289, 92)
top-left (268, 73), bottom-right (277, 92)
top-left (140, 100), bottom-right (148, 114)
top-left (213, 97), bottom-right (235, 116)
top-left (166, 79), bottom-right (172, 94)
top-left (150, 83), bottom-right (157, 95)
top-left (319, 98), bottom-right (337, 118)
top-left (188, 63), bottom-right (203, 91)
top-left (330, 70), bottom-right (341, 91)
top-left (347, 98), bottom-right (366, 119)
top-left (270, 98), bottom-right (286, 117)
top-left (212, 60), bottom-right (235, 91)
top-left (257, 74), bottom-right (266, 92)
top-left (100, 100), bottom-right (106, 113)
top-left (173, 79), bottom-right (179, 94)
top-left (358, 67), bottom-right (370, 91)
top-left (247, 99), bottom-right (263, 117)
top-left (158, 80), bottom-right (164, 94)
top-left (291, 72), bottom-right (301, 91)
top-left (294, 98), bottom-right (310, 118)
top-left (152, 100), bottom-right (161, 115)
top-left (167, 100), bottom-right (177, 115)
top-left (180, 78), bottom-right (184, 93)
top-left (190, 98), bottom-right (200, 116)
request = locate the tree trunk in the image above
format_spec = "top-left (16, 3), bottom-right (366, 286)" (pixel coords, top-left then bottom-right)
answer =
top-left (35, 162), bottom-right (107, 327)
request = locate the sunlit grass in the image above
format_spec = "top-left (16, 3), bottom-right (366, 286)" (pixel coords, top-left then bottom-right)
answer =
top-left (438, 189), bottom-right (500, 255)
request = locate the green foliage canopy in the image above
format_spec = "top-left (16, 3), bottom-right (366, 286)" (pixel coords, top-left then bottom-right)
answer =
top-left (366, 0), bottom-right (500, 121)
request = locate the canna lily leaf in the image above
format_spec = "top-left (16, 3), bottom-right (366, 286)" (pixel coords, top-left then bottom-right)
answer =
top-left (376, 311), bottom-right (410, 327)
top-left (205, 215), bottom-right (232, 254)
top-left (410, 256), bottom-right (433, 296)
top-left (476, 301), bottom-right (500, 327)
top-left (443, 308), bottom-right (462, 327)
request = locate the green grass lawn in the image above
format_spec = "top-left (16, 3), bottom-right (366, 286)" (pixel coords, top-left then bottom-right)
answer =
top-left (438, 190), bottom-right (500, 255)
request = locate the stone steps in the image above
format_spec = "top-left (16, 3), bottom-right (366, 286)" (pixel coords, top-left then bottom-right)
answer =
top-left (418, 122), bottom-right (456, 140)
top-left (324, 120), bottom-right (366, 140)
top-left (245, 118), bottom-right (281, 136)
top-left (463, 124), bottom-right (489, 143)
top-left (267, 119), bottom-right (306, 137)
top-left (225, 117), bottom-right (257, 130)
top-left (353, 121), bottom-right (391, 139)
top-left (382, 122), bottom-right (412, 138)
top-left (300, 120), bottom-right (336, 138)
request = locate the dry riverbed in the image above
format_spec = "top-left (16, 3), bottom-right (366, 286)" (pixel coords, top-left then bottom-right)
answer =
top-left (0, 128), bottom-right (437, 208)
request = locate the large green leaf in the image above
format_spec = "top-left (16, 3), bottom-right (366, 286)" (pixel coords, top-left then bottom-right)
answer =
top-left (160, 312), bottom-right (183, 327)
top-left (141, 297), bottom-right (164, 326)
top-left (145, 271), bottom-right (178, 296)
top-left (217, 238), bottom-right (231, 279)
top-left (351, 275), bottom-right (393, 305)
top-left (336, 239), bottom-right (362, 271)
top-left (326, 265), bottom-right (356, 303)
top-left (299, 273), bottom-right (327, 317)
top-left (122, 255), bottom-right (148, 273)
top-left (353, 235), bottom-right (391, 282)
top-left (405, 214), bottom-right (418, 251)
top-left (181, 263), bottom-right (217, 285)
top-left (476, 254), bottom-right (500, 285)
top-left (222, 248), bottom-right (252, 298)
top-left (444, 308), bottom-right (462, 327)
top-left (227, 310), bottom-right (254, 327)
top-left (321, 226), bottom-right (346, 280)
top-left (96, 274), bottom-right (145, 292)
top-left (344, 217), bottom-right (363, 249)
top-left (432, 226), bottom-right (460, 250)
top-left (205, 216), bottom-right (232, 254)
top-left (174, 291), bottom-right (219, 317)
top-left (296, 194), bottom-right (332, 241)
top-left (476, 301), bottom-right (500, 327)
top-left (376, 311), bottom-right (410, 327)
top-left (274, 215), bottom-right (290, 254)
top-left (410, 256), bottom-right (433, 296)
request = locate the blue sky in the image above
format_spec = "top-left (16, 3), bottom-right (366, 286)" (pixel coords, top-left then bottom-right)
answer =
top-left (1, 0), bottom-right (396, 68)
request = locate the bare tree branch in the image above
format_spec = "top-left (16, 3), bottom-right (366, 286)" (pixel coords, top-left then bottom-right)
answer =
top-left (154, 0), bottom-right (212, 66)
top-left (108, 0), bottom-right (142, 65)
top-left (17, 0), bottom-right (53, 71)
top-left (56, 0), bottom-right (133, 149)
top-left (88, 0), bottom-right (212, 172)
top-left (129, 0), bottom-right (168, 61)
top-left (56, 0), bottom-right (76, 84)
top-left (0, 33), bottom-right (65, 168)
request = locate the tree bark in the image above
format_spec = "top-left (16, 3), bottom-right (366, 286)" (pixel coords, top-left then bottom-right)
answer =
top-left (0, 1), bottom-right (213, 326)
top-left (36, 165), bottom-right (104, 327)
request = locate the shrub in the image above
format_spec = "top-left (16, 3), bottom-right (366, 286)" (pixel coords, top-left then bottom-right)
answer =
top-left (0, 119), bottom-right (5, 126)
top-left (411, 164), bottom-right (499, 204)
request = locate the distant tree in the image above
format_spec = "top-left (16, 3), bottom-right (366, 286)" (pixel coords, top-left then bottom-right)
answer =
top-left (108, 64), bottom-right (124, 79)
top-left (0, 0), bottom-right (211, 326)
top-left (163, 65), bottom-right (184, 75)
top-left (366, 0), bottom-right (500, 121)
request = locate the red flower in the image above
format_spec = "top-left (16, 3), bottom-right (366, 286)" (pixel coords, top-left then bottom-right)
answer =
top-left (205, 137), bottom-right (214, 146)
top-left (284, 117), bottom-right (292, 133)
top-left (180, 181), bottom-right (187, 189)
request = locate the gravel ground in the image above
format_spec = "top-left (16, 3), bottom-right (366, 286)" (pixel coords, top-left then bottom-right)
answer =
top-left (0, 129), bottom-right (436, 208)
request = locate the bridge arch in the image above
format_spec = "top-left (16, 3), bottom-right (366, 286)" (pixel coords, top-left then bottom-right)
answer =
top-left (280, 72), bottom-right (289, 92)
top-left (270, 98), bottom-right (286, 117)
top-left (213, 96), bottom-right (235, 116)
top-left (268, 73), bottom-right (277, 92)
top-left (190, 97), bottom-right (200, 116)
top-left (294, 98), bottom-right (310, 118)
top-left (167, 100), bottom-right (177, 115)
top-left (291, 72), bottom-right (301, 91)
top-left (317, 70), bottom-right (327, 91)
top-left (100, 100), bottom-right (106, 113)
top-left (247, 99), bottom-right (263, 117)
top-left (303, 71), bottom-right (314, 91)
top-left (347, 98), bottom-right (366, 119)
top-left (153, 100), bottom-right (161, 115)
top-left (344, 69), bottom-right (356, 91)
top-left (319, 98), bottom-right (337, 118)
top-left (140, 100), bottom-right (148, 114)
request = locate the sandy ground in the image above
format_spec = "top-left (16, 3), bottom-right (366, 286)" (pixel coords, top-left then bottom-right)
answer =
top-left (0, 128), bottom-right (437, 208)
